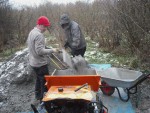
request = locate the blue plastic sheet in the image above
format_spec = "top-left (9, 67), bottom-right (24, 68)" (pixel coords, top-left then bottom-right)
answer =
top-left (89, 64), bottom-right (111, 71)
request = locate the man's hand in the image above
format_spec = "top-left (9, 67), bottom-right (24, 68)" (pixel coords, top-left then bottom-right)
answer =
top-left (52, 48), bottom-right (60, 53)
top-left (65, 47), bottom-right (72, 54)
top-left (64, 42), bottom-right (69, 49)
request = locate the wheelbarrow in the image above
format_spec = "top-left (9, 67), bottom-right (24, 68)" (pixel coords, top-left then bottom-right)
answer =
top-left (99, 67), bottom-right (150, 102)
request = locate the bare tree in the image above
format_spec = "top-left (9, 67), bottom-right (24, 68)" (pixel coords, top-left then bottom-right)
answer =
top-left (0, 0), bottom-right (149, 68)
top-left (0, 0), bottom-right (15, 52)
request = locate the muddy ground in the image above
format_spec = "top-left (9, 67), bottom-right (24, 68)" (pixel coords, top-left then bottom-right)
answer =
top-left (0, 49), bottom-right (150, 113)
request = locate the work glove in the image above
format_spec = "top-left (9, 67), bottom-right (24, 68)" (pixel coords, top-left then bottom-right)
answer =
top-left (64, 42), bottom-right (69, 49)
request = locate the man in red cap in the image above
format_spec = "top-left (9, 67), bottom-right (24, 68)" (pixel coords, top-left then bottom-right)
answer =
top-left (27, 16), bottom-right (59, 102)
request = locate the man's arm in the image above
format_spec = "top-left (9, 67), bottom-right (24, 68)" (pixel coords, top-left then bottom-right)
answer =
top-left (35, 34), bottom-right (54, 55)
top-left (71, 25), bottom-right (81, 49)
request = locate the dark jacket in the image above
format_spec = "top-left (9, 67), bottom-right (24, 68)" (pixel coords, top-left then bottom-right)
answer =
top-left (60, 14), bottom-right (86, 50)
top-left (65, 21), bottom-right (86, 50)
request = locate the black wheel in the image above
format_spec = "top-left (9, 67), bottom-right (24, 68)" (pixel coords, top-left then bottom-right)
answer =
top-left (100, 81), bottom-right (115, 96)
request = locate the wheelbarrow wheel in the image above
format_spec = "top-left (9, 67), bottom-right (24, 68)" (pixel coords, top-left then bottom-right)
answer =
top-left (100, 81), bottom-right (115, 96)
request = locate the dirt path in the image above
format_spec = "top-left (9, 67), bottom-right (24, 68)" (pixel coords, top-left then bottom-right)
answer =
top-left (1, 74), bottom-right (149, 113)
top-left (0, 80), bottom-right (35, 112)
top-left (0, 49), bottom-right (150, 113)
top-left (131, 78), bottom-right (150, 113)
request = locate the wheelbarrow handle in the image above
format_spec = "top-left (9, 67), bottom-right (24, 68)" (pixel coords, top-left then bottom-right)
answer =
top-left (128, 72), bottom-right (150, 90)
top-left (144, 73), bottom-right (150, 78)
top-left (147, 73), bottom-right (150, 77)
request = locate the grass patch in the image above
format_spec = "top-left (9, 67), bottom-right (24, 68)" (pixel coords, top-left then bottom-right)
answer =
top-left (85, 38), bottom-right (134, 68)
top-left (0, 36), bottom-right (134, 69)
top-left (0, 46), bottom-right (26, 61)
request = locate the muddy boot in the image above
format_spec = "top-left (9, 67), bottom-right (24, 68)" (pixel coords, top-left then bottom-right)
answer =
top-left (35, 91), bottom-right (41, 100)
top-left (31, 99), bottom-right (40, 108)
top-left (31, 104), bottom-right (39, 113)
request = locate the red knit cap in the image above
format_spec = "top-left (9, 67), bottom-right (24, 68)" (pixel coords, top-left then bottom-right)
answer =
top-left (37, 16), bottom-right (50, 27)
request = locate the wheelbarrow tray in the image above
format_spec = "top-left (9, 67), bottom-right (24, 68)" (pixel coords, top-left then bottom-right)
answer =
top-left (99, 67), bottom-right (144, 88)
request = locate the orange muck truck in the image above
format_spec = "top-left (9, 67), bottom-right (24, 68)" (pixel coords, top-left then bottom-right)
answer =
top-left (31, 75), bottom-right (107, 113)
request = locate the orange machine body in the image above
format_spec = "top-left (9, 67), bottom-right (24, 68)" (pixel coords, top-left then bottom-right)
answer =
top-left (43, 75), bottom-right (100, 102)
